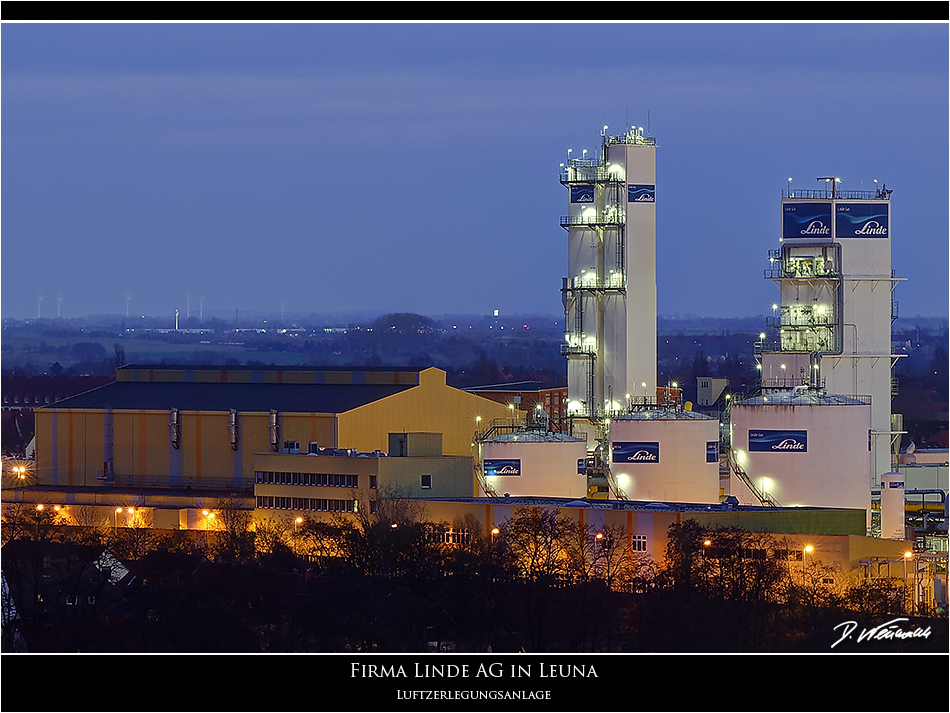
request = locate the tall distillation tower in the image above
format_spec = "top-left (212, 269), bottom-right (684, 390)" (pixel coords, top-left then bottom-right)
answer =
top-left (759, 179), bottom-right (902, 491)
top-left (560, 126), bottom-right (657, 420)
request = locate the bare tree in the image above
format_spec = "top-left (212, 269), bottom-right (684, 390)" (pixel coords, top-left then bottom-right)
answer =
top-left (64, 506), bottom-right (110, 547)
top-left (113, 509), bottom-right (157, 560)
top-left (1, 503), bottom-right (28, 545)
top-left (254, 516), bottom-right (289, 559)
top-left (298, 516), bottom-right (349, 573)
top-left (213, 497), bottom-right (255, 563)
top-left (501, 507), bottom-right (570, 582)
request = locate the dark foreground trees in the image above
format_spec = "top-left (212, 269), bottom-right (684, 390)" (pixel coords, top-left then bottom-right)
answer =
top-left (3, 503), bottom-right (944, 653)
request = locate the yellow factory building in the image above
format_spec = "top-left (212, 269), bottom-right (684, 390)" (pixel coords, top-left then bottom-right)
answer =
top-left (32, 365), bottom-right (511, 492)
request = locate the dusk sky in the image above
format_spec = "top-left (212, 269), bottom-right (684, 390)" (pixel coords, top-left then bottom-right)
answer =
top-left (2, 22), bottom-right (947, 323)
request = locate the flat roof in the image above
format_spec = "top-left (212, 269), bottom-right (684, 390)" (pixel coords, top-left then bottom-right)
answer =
top-left (39, 380), bottom-right (415, 414)
top-left (613, 408), bottom-right (715, 420)
top-left (120, 364), bottom-right (427, 373)
top-left (483, 432), bottom-right (584, 443)
top-left (2, 483), bottom-right (253, 501)
top-left (464, 381), bottom-right (564, 392)
top-left (737, 391), bottom-right (871, 406)
top-left (418, 494), bottom-right (856, 514)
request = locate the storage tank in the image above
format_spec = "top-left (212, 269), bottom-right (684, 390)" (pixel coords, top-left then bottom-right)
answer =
top-left (480, 432), bottom-right (588, 498)
top-left (729, 390), bottom-right (872, 511)
top-left (608, 409), bottom-right (720, 503)
top-left (880, 471), bottom-right (906, 540)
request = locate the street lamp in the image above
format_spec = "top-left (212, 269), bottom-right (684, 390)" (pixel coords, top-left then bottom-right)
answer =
top-left (294, 517), bottom-right (304, 555)
top-left (803, 545), bottom-right (814, 585)
top-left (114, 507), bottom-right (123, 535)
top-left (904, 551), bottom-right (913, 613)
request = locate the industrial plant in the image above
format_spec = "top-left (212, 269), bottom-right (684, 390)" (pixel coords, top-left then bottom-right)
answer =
top-left (4, 124), bottom-right (947, 616)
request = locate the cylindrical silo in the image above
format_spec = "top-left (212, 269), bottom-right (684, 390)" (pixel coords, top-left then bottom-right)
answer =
top-left (481, 432), bottom-right (588, 499)
top-left (608, 409), bottom-right (720, 503)
top-left (729, 391), bottom-right (872, 511)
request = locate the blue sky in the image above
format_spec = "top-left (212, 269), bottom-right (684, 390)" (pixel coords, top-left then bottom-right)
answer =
top-left (2, 22), bottom-right (947, 321)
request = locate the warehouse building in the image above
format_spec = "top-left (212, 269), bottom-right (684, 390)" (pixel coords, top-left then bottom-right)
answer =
top-left (32, 364), bottom-right (511, 491)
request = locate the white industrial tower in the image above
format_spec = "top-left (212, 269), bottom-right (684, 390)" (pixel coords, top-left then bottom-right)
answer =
top-left (759, 178), bottom-right (902, 488)
top-left (560, 126), bottom-right (657, 418)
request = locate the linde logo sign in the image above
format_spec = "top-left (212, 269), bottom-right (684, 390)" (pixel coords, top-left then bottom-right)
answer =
top-left (854, 220), bottom-right (887, 235)
top-left (484, 459), bottom-right (521, 477)
top-left (836, 203), bottom-right (889, 238)
top-left (570, 185), bottom-right (594, 203)
top-left (612, 442), bottom-right (660, 463)
top-left (783, 203), bottom-right (832, 240)
top-left (627, 185), bottom-right (655, 203)
top-left (773, 438), bottom-right (806, 450)
top-left (749, 430), bottom-right (808, 453)
top-left (800, 221), bottom-right (830, 236)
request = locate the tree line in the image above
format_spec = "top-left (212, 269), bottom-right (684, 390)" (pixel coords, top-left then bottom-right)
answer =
top-left (3, 498), bottom-right (941, 653)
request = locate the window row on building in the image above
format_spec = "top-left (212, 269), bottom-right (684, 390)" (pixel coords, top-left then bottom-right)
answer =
top-left (254, 471), bottom-right (359, 488)
top-left (426, 526), bottom-right (471, 545)
top-left (255, 496), bottom-right (358, 513)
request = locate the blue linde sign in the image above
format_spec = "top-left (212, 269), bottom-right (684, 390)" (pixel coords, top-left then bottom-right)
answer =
top-left (706, 441), bottom-right (719, 463)
top-left (577, 458), bottom-right (588, 475)
top-left (484, 459), bottom-right (521, 476)
top-left (627, 184), bottom-right (655, 203)
top-left (749, 430), bottom-right (808, 453)
top-left (612, 442), bottom-right (660, 463)
top-left (783, 202), bottom-right (832, 239)
top-left (570, 185), bottom-right (594, 203)
top-left (835, 203), bottom-right (889, 238)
